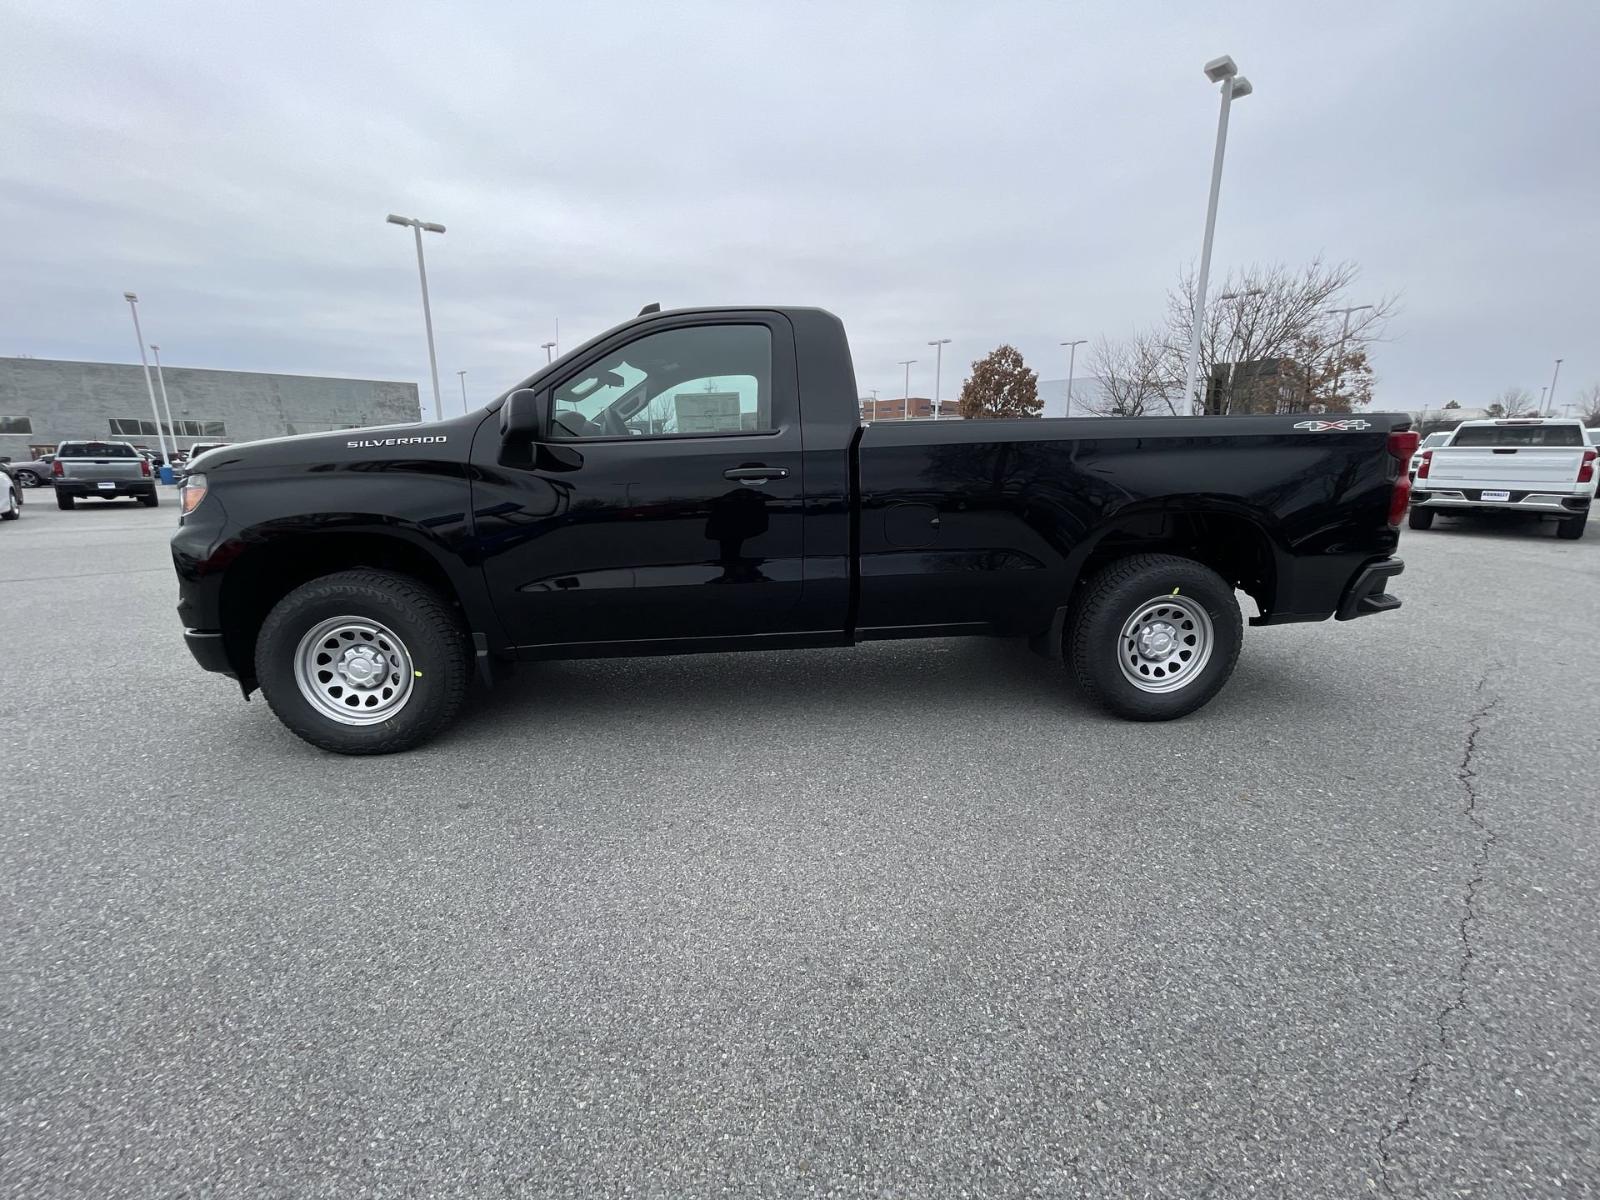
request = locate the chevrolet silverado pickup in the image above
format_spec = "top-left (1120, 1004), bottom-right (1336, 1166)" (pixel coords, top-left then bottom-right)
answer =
top-left (1409, 417), bottom-right (1594, 539)
top-left (172, 306), bottom-right (1416, 754)
top-left (53, 440), bottom-right (160, 508)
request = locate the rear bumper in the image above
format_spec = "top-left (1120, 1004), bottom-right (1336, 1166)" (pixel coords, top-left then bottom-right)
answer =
top-left (57, 482), bottom-right (156, 498)
top-left (1336, 557), bottom-right (1404, 621)
top-left (1412, 490), bottom-right (1589, 514)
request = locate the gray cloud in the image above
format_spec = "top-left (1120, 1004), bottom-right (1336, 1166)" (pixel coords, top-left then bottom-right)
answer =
top-left (3, 0), bottom-right (1597, 417)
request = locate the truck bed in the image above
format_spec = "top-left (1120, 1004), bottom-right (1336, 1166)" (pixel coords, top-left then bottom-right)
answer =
top-left (854, 414), bottom-right (1407, 631)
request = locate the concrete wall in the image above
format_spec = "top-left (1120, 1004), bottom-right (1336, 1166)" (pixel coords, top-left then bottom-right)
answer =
top-left (0, 357), bottom-right (421, 459)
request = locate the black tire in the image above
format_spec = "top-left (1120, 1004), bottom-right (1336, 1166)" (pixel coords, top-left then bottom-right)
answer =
top-left (1068, 553), bottom-right (1244, 722)
top-left (56, 493), bottom-right (75, 510)
top-left (15, 470), bottom-right (41, 489)
top-left (138, 489), bottom-right (159, 507)
top-left (1408, 508), bottom-right (1434, 530)
top-left (254, 570), bottom-right (470, 754)
top-left (1, 488), bottom-right (17, 520)
top-left (1557, 513), bottom-right (1587, 541)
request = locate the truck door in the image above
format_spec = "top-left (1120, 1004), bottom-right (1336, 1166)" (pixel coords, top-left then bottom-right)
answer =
top-left (471, 314), bottom-right (808, 651)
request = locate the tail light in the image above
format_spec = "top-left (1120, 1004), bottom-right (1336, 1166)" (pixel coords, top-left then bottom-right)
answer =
top-left (1386, 430), bottom-right (1420, 527)
top-left (1387, 430), bottom-right (1420, 463)
top-left (140, 456), bottom-right (152, 477)
top-left (1580, 449), bottom-right (1597, 485)
top-left (1417, 450), bottom-right (1433, 480)
top-left (51, 459), bottom-right (64, 477)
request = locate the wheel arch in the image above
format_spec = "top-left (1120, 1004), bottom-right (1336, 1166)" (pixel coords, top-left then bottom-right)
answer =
top-left (215, 525), bottom-right (495, 690)
top-left (1072, 501), bottom-right (1282, 608)
top-left (1033, 501), bottom-right (1284, 657)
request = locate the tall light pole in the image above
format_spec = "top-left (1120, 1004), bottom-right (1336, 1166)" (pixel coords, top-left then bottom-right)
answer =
top-left (1059, 339), bottom-right (1087, 415)
top-left (386, 213), bottom-right (447, 422)
top-left (1327, 304), bottom-right (1374, 408)
top-left (1180, 55), bottom-right (1253, 416)
top-left (1539, 386), bottom-right (1548, 415)
top-left (1215, 288), bottom-right (1264, 413)
top-left (1546, 357), bottom-right (1564, 415)
top-left (122, 293), bottom-right (171, 466)
top-left (456, 369), bottom-right (468, 413)
top-left (898, 359), bottom-right (917, 419)
top-left (541, 341), bottom-right (557, 364)
top-left (149, 344), bottom-right (178, 460)
top-left (928, 338), bottom-right (951, 420)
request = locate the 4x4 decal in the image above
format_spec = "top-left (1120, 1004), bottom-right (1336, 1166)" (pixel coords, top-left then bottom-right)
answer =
top-left (1293, 419), bottom-right (1372, 431)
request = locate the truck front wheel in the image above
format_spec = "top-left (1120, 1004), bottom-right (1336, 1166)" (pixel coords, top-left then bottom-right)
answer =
top-left (1068, 554), bottom-right (1243, 721)
top-left (254, 569), bottom-right (470, 754)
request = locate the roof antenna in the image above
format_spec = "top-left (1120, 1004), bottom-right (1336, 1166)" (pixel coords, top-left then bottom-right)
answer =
top-left (638, 302), bottom-right (661, 315)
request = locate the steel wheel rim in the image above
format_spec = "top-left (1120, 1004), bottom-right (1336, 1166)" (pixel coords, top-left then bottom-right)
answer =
top-left (293, 616), bottom-right (415, 726)
top-left (1117, 594), bottom-right (1214, 694)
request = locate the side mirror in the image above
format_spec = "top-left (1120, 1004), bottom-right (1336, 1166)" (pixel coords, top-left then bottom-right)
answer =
top-left (501, 388), bottom-right (551, 441)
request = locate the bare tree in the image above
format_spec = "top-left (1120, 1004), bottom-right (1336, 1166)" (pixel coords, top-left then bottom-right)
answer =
top-left (1083, 331), bottom-right (1181, 417)
top-left (1485, 387), bottom-right (1536, 418)
top-left (1574, 383), bottom-right (1600, 426)
top-left (1164, 258), bottom-right (1397, 414)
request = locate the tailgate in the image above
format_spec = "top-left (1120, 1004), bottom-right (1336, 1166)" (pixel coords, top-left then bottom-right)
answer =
top-left (1426, 447), bottom-right (1586, 493)
top-left (62, 458), bottom-right (147, 481)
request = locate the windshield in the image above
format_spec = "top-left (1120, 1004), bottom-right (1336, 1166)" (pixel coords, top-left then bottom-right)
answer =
top-left (1451, 424), bottom-right (1584, 448)
top-left (1421, 432), bottom-right (1451, 447)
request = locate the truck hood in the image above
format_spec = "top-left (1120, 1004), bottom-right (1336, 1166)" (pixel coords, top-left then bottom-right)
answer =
top-left (188, 415), bottom-right (479, 474)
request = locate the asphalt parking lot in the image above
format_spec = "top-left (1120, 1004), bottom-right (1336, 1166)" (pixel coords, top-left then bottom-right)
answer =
top-left (2, 495), bottom-right (1597, 1198)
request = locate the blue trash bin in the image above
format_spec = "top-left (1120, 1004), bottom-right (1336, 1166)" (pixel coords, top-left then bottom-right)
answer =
top-left (159, 465), bottom-right (175, 485)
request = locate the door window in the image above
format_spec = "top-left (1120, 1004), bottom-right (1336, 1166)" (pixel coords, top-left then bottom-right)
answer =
top-left (551, 324), bottom-right (773, 439)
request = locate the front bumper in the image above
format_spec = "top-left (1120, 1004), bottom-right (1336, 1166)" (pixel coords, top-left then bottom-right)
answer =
top-left (1412, 490), bottom-right (1590, 514)
top-left (1336, 558), bottom-right (1404, 621)
top-left (183, 628), bottom-right (236, 677)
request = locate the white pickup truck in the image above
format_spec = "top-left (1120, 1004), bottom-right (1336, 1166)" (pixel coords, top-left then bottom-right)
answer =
top-left (1409, 418), bottom-right (1595, 540)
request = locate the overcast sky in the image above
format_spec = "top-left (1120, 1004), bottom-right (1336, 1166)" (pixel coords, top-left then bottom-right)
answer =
top-left (4, 1), bottom-right (1597, 418)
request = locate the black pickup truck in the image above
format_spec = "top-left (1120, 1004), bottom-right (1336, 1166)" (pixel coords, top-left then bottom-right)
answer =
top-left (172, 306), bottom-right (1415, 754)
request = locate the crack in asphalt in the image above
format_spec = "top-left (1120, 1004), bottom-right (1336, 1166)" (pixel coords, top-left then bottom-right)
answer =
top-left (1376, 673), bottom-right (1501, 1196)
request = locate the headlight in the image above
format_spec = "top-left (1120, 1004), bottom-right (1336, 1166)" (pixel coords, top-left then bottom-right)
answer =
top-left (179, 473), bottom-right (207, 516)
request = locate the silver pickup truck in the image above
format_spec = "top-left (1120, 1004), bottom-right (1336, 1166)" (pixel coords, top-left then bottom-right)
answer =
top-left (52, 440), bottom-right (160, 509)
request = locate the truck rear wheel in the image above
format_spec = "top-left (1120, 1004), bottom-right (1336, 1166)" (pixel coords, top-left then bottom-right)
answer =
top-left (1557, 513), bottom-right (1586, 540)
top-left (1068, 554), bottom-right (1243, 721)
top-left (57, 493), bottom-right (74, 510)
top-left (254, 569), bottom-right (470, 755)
top-left (1408, 508), bottom-right (1434, 530)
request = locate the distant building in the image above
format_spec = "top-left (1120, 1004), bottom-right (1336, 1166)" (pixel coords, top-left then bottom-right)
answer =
top-left (0, 357), bottom-right (421, 460)
top-left (1202, 358), bottom-right (1302, 415)
top-left (859, 396), bottom-right (959, 421)
top-left (1415, 406), bottom-right (1487, 433)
